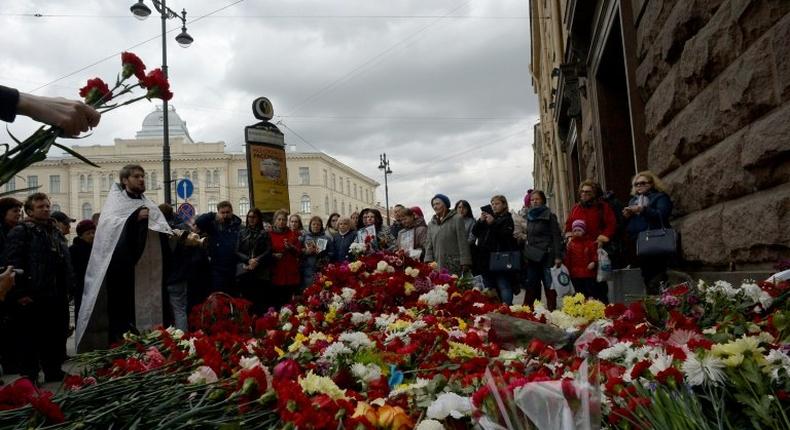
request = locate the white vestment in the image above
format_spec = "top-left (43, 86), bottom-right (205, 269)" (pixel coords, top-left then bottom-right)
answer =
top-left (76, 184), bottom-right (171, 351)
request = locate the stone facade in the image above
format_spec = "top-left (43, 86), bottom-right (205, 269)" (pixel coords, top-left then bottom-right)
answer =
top-left (4, 108), bottom-right (379, 223)
top-left (530, 0), bottom-right (790, 268)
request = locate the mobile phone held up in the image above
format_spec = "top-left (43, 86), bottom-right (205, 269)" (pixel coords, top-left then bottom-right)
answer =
top-left (0, 266), bottom-right (24, 275)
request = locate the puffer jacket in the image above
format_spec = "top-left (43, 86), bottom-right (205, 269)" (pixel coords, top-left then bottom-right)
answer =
top-left (564, 238), bottom-right (597, 279)
top-left (3, 219), bottom-right (72, 302)
top-left (424, 209), bottom-right (472, 274)
top-left (524, 206), bottom-right (564, 266)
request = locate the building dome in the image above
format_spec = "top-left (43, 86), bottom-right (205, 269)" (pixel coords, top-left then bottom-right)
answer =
top-left (135, 105), bottom-right (193, 141)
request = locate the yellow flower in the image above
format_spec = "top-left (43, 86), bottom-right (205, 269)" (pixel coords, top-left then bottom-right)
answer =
top-left (450, 292), bottom-right (463, 300)
top-left (448, 341), bottom-right (482, 359)
top-left (509, 304), bottom-right (532, 313)
top-left (455, 318), bottom-right (467, 331)
top-left (326, 305), bottom-right (338, 324)
top-left (299, 370), bottom-right (347, 400)
top-left (352, 402), bottom-right (378, 426)
top-left (387, 319), bottom-right (410, 332)
top-left (723, 353), bottom-right (744, 367)
top-left (404, 282), bottom-right (415, 296)
top-left (274, 346), bottom-right (285, 358)
top-left (288, 332), bottom-right (308, 352)
top-left (324, 280), bottom-right (333, 287)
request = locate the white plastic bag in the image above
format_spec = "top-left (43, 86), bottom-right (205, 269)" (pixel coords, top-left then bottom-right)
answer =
top-left (596, 248), bottom-right (612, 282)
top-left (550, 265), bottom-right (574, 297)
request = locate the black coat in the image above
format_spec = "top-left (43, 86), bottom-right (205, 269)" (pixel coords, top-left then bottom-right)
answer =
top-left (329, 230), bottom-right (356, 262)
top-left (472, 212), bottom-right (518, 271)
top-left (196, 213), bottom-right (242, 275)
top-left (69, 237), bottom-right (92, 310)
top-left (3, 220), bottom-right (72, 302)
top-left (236, 227), bottom-right (272, 280)
top-left (524, 207), bottom-right (564, 266)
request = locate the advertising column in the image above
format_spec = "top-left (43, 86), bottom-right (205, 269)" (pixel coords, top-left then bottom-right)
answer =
top-left (244, 97), bottom-right (290, 219)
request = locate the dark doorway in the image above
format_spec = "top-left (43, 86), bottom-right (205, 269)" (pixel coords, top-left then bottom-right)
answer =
top-left (593, 15), bottom-right (637, 203)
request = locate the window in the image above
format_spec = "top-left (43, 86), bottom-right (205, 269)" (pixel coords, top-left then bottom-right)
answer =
top-left (365, 189), bottom-right (369, 203)
top-left (82, 202), bottom-right (92, 220)
top-left (51, 203), bottom-right (61, 212)
top-left (79, 174), bottom-right (86, 192)
top-left (207, 198), bottom-right (218, 212)
top-left (184, 171), bottom-right (191, 180)
top-left (192, 170), bottom-right (198, 186)
top-left (238, 197), bottom-right (249, 215)
top-left (323, 169), bottom-right (328, 186)
top-left (299, 167), bottom-right (310, 185)
top-left (346, 179), bottom-right (350, 195)
top-left (324, 196), bottom-right (329, 215)
top-left (27, 175), bottom-right (38, 189)
top-left (206, 169), bottom-right (213, 185)
top-left (87, 174), bottom-right (93, 192)
top-left (212, 170), bottom-right (219, 187)
top-left (332, 174), bottom-right (336, 191)
top-left (150, 172), bottom-right (158, 189)
top-left (300, 195), bottom-right (311, 214)
top-left (353, 184), bottom-right (357, 198)
top-left (108, 173), bottom-right (114, 189)
top-left (338, 176), bottom-right (342, 191)
top-left (101, 174), bottom-right (107, 190)
top-left (333, 198), bottom-right (337, 212)
top-left (4, 177), bottom-right (14, 192)
top-left (238, 169), bottom-right (248, 187)
top-left (50, 175), bottom-right (61, 193)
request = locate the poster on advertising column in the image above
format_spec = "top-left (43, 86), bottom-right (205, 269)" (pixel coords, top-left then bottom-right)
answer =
top-left (247, 143), bottom-right (289, 212)
top-left (244, 97), bottom-right (290, 214)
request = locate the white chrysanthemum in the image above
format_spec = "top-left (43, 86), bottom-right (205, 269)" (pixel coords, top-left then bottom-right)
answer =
top-left (415, 419), bottom-right (445, 430)
top-left (764, 349), bottom-right (790, 382)
top-left (418, 285), bottom-right (449, 307)
top-left (682, 353), bottom-right (726, 386)
top-left (597, 342), bottom-right (633, 361)
top-left (166, 327), bottom-right (184, 339)
top-left (376, 260), bottom-right (390, 272)
top-left (187, 366), bottom-right (218, 384)
top-left (375, 314), bottom-right (398, 330)
top-left (321, 342), bottom-right (353, 361)
top-left (282, 322), bottom-right (293, 332)
top-left (547, 310), bottom-right (587, 331)
top-left (341, 287), bottom-right (356, 302)
top-left (340, 332), bottom-right (373, 350)
top-left (648, 352), bottom-right (674, 375)
top-left (350, 362), bottom-right (382, 383)
top-left (351, 311), bottom-right (373, 325)
top-left (426, 392), bottom-right (473, 419)
top-left (239, 356), bottom-right (262, 370)
top-left (624, 345), bottom-right (653, 364)
top-left (405, 267), bottom-right (420, 277)
top-left (498, 348), bottom-right (527, 362)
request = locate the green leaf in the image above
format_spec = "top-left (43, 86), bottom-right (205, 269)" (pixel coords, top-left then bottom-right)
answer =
top-left (52, 141), bottom-right (101, 168)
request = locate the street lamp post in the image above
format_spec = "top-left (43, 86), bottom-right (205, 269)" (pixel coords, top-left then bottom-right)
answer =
top-left (378, 153), bottom-right (393, 226)
top-left (130, 0), bottom-right (193, 205)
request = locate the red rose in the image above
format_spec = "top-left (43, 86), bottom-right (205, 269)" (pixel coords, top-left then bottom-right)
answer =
top-left (273, 358), bottom-right (301, 382)
top-left (121, 51), bottom-right (146, 80)
top-left (79, 77), bottom-right (112, 105)
top-left (140, 68), bottom-right (173, 101)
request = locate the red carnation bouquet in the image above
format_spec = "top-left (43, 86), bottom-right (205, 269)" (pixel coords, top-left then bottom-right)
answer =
top-left (0, 52), bottom-right (170, 189)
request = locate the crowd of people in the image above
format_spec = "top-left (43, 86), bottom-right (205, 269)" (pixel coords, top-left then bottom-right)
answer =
top-left (0, 162), bottom-right (674, 384)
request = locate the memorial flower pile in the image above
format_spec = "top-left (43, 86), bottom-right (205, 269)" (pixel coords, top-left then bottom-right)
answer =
top-left (0, 51), bottom-right (170, 188)
top-left (0, 251), bottom-right (787, 429)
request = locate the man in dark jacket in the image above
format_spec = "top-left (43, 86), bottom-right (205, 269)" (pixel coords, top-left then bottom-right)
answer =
top-left (195, 201), bottom-right (242, 295)
top-left (159, 204), bottom-right (200, 331)
top-left (69, 220), bottom-right (96, 318)
top-left (3, 192), bottom-right (72, 383)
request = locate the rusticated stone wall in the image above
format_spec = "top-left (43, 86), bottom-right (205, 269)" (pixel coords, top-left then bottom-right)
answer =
top-left (637, 0), bottom-right (790, 268)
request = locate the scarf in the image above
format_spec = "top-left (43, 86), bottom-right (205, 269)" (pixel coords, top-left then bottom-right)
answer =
top-left (527, 205), bottom-right (548, 221)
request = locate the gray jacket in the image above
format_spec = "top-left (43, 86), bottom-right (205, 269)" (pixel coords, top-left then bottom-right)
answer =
top-left (424, 209), bottom-right (472, 274)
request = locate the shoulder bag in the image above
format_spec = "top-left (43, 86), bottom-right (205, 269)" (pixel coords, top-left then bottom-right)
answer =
top-left (489, 251), bottom-right (522, 272)
top-left (636, 216), bottom-right (677, 257)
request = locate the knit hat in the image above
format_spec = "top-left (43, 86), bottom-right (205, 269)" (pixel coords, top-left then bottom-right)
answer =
top-left (410, 206), bottom-right (424, 219)
top-left (431, 194), bottom-right (451, 210)
top-left (524, 189), bottom-right (534, 208)
top-left (76, 219), bottom-right (96, 236)
top-left (571, 219), bottom-right (587, 233)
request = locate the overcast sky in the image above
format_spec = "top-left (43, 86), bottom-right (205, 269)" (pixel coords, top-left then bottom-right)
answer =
top-left (2, 0), bottom-right (539, 215)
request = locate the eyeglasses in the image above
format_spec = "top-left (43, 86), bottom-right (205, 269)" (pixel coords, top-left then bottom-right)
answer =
top-left (633, 181), bottom-right (651, 186)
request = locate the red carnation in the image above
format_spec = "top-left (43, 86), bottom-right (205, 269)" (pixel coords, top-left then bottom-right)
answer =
top-left (655, 367), bottom-right (683, 387)
top-left (630, 360), bottom-right (651, 380)
top-left (29, 392), bottom-right (65, 424)
top-left (588, 337), bottom-right (610, 355)
top-left (79, 77), bottom-right (112, 105)
top-left (121, 51), bottom-right (146, 80)
top-left (140, 68), bottom-right (173, 101)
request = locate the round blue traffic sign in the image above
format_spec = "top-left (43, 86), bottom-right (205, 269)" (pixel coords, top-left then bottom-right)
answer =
top-left (176, 178), bottom-right (194, 199)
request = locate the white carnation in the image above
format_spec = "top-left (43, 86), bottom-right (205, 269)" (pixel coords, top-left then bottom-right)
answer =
top-left (426, 392), bottom-right (473, 419)
top-left (350, 362), bottom-right (382, 383)
top-left (187, 366), bottom-right (218, 384)
top-left (597, 342), bottom-right (633, 361)
top-left (239, 356), bottom-right (261, 370)
top-left (351, 312), bottom-right (373, 325)
top-left (321, 342), bottom-right (353, 361)
top-left (416, 420), bottom-right (445, 430)
top-left (339, 332), bottom-right (373, 350)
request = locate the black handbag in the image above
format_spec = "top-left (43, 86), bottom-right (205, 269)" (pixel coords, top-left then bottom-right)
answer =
top-left (523, 245), bottom-right (546, 263)
top-left (489, 251), bottom-right (522, 272)
top-left (636, 228), bottom-right (677, 256)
